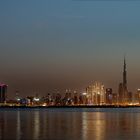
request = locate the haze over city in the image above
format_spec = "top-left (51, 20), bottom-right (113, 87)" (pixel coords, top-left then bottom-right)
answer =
top-left (0, 0), bottom-right (140, 98)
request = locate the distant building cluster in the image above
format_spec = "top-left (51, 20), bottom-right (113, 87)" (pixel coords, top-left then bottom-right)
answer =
top-left (86, 81), bottom-right (105, 105)
top-left (1, 58), bottom-right (140, 106)
top-left (85, 82), bottom-right (117, 105)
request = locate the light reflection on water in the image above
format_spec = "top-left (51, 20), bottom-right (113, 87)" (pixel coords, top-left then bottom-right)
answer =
top-left (0, 108), bottom-right (140, 140)
top-left (16, 111), bottom-right (21, 140)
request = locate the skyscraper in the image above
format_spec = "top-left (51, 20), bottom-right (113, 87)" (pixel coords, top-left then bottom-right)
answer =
top-left (118, 57), bottom-right (128, 104)
top-left (106, 88), bottom-right (113, 104)
top-left (0, 83), bottom-right (7, 103)
top-left (123, 57), bottom-right (127, 92)
top-left (123, 57), bottom-right (128, 103)
top-left (86, 81), bottom-right (105, 105)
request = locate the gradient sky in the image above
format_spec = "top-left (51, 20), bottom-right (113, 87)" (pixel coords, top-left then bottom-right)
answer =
top-left (1, 0), bottom-right (140, 98)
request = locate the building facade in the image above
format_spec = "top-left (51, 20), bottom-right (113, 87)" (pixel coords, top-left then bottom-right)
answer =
top-left (106, 88), bottom-right (113, 104)
top-left (86, 81), bottom-right (105, 105)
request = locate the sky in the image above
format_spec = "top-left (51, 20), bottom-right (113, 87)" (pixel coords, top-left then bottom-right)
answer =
top-left (1, 0), bottom-right (140, 98)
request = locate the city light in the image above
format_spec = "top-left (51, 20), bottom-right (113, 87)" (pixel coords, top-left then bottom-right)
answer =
top-left (33, 97), bottom-right (40, 102)
top-left (0, 58), bottom-right (140, 107)
top-left (82, 93), bottom-right (87, 96)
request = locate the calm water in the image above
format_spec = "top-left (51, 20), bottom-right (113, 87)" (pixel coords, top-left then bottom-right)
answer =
top-left (0, 108), bottom-right (140, 140)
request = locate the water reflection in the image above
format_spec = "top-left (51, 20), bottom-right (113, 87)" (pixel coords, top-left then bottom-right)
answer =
top-left (82, 111), bottom-right (140, 140)
top-left (0, 109), bottom-right (140, 139)
top-left (33, 111), bottom-right (40, 140)
top-left (82, 112), bottom-right (106, 140)
top-left (0, 111), bottom-right (7, 139)
top-left (44, 112), bottom-right (83, 140)
top-left (16, 111), bottom-right (21, 140)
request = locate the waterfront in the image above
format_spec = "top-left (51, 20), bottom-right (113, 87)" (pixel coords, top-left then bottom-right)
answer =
top-left (0, 108), bottom-right (140, 140)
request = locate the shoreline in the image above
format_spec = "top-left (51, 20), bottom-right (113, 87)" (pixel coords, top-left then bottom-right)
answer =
top-left (0, 105), bottom-right (140, 109)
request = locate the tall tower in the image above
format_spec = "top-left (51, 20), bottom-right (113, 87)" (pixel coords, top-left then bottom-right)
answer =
top-left (118, 57), bottom-right (128, 104)
top-left (123, 57), bottom-right (127, 90)
top-left (123, 57), bottom-right (128, 103)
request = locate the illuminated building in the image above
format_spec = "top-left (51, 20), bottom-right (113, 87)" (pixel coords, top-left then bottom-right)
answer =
top-left (118, 83), bottom-right (123, 103)
top-left (62, 89), bottom-right (73, 105)
top-left (86, 81), bottom-right (105, 105)
top-left (106, 88), bottom-right (113, 104)
top-left (73, 91), bottom-right (79, 105)
top-left (20, 98), bottom-right (28, 105)
top-left (112, 93), bottom-right (118, 104)
top-left (134, 89), bottom-right (140, 104)
top-left (118, 58), bottom-right (129, 104)
top-left (0, 83), bottom-right (7, 103)
top-left (128, 92), bottom-right (133, 104)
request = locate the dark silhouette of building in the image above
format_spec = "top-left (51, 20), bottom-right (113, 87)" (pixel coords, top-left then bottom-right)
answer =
top-left (118, 57), bottom-right (128, 104)
top-left (123, 57), bottom-right (128, 102)
top-left (0, 84), bottom-right (7, 103)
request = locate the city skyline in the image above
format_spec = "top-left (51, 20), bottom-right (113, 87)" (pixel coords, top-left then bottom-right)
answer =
top-left (1, 1), bottom-right (140, 97)
top-left (1, 1), bottom-right (140, 140)
top-left (1, 57), bottom-right (140, 100)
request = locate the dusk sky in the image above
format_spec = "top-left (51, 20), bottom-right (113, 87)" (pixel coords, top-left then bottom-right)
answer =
top-left (1, 0), bottom-right (140, 98)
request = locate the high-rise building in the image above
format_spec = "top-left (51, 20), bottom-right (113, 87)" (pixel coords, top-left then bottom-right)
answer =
top-left (86, 81), bottom-right (105, 105)
top-left (0, 83), bottom-right (7, 103)
top-left (118, 57), bottom-right (129, 104)
top-left (118, 83), bottom-right (123, 103)
top-left (134, 89), bottom-right (140, 104)
top-left (106, 88), bottom-right (113, 104)
top-left (123, 57), bottom-right (128, 103)
top-left (112, 93), bottom-right (118, 104)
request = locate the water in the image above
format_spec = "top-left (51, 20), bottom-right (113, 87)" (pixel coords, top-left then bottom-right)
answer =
top-left (0, 108), bottom-right (140, 140)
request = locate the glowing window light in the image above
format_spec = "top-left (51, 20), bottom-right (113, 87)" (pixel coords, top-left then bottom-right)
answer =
top-left (82, 93), bottom-right (87, 96)
top-left (33, 97), bottom-right (40, 101)
top-left (17, 98), bottom-right (20, 101)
